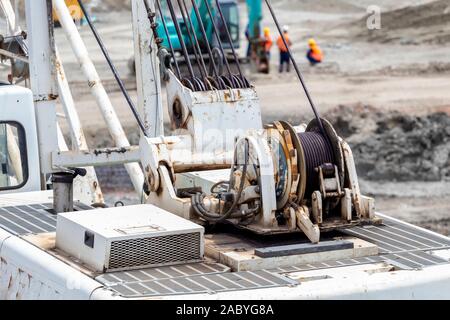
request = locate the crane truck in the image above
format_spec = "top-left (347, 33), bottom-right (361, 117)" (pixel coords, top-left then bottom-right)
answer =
top-left (0, 0), bottom-right (449, 300)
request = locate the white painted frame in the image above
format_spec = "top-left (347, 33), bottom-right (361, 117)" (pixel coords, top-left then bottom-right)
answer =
top-left (25, 0), bottom-right (59, 179)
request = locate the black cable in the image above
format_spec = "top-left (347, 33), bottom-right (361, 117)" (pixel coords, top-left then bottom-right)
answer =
top-left (77, 0), bottom-right (148, 137)
top-left (156, 0), bottom-right (182, 79)
top-left (298, 129), bottom-right (335, 197)
top-left (189, 0), bottom-right (223, 87)
top-left (165, 0), bottom-right (197, 82)
top-left (210, 180), bottom-right (229, 194)
top-left (201, 0), bottom-right (237, 88)
top-left (191, 139), bottom-right (251, 223)
top-left (177, 0), bottom-right (210, 84)
top-left (214, 0), bottom-right (246, 86)
top-left (263, 0), bottom-right (327, 138)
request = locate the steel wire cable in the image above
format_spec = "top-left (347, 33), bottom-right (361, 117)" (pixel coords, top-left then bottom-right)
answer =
top-left (297, 128), bottom-right (335, 197)
top-left (165, 0), bottom-right (198, 85)
top-left (156, 0), bottom-right (182, 78)
top-left (188, 0), bottom-right (224, 89)
top-left (201, 0), bottom-right (238, 88)
top-left (177, 0), bottom-right (211, 87)
top-left (78, 0), bottom-right (148, 137)
top-left (214, 0), bottom-right (247, 87)
top-left (264, 0), bottom-right (327, 138)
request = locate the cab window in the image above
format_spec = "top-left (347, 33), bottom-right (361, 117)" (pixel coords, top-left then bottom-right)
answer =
top-left (217, 2), bottom-right (240, 45)
top-left (226, 3), bottom-right (239, 43)
top-left (0, 122), bottom-right (28, 190)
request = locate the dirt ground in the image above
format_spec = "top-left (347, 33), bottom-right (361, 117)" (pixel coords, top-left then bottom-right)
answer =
top-left (2, 0), bottom-right (450, 234)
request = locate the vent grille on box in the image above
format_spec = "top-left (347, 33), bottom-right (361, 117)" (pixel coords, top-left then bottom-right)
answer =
top-left (108, 232), bottom-right (201, 270)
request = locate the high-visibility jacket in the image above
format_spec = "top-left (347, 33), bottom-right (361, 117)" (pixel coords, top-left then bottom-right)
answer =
top-left (53, 0), bottom-right (84, 22)
top-left (264, 35), bottom-right (273, 52)
top-left (277, 33), bottom-right (291, 52)
top-left (309, 45), bottom-right (323, 62)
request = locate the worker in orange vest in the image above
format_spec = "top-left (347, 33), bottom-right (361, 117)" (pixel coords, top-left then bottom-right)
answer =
top-left (306, 38), bottom-right (323, 66)
top-left (263, 27), bottom-right (273, 62)
top-left (277, 25), bottom-right (292, 73)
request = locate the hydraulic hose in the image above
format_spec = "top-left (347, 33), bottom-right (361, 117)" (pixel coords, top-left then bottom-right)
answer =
top-left (191, 139), bottom-right (252, 223)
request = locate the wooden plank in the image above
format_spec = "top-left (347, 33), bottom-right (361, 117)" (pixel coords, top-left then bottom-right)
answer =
top-left (254, 240), bottom-right (354, 258)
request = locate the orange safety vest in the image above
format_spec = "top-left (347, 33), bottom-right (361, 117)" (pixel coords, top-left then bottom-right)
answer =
top-left (309, 45), bottom-right (323, 62)
top-left (264, 35), bottom-right (273, 52)
top-left (277, 33), bottom-right (291, 52)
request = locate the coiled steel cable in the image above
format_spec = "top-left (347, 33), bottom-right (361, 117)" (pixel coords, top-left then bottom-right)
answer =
top-left (297, 128), bottom-right (335, 197)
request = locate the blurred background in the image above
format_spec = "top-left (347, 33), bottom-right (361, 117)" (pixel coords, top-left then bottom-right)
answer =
top-left (1, 0), bottom-right (449, 235)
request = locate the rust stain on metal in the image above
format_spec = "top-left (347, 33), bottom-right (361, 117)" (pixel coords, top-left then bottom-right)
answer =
top-left (55, 59), bottom-right (64, 81)
top-left (93, 147), bottom-right (128, 156)
top-left (223, 91), bottom-right (231, 102)
top-left (7, 276), bottom-right (13, 289)
top-left (35, 94), bottom-right (59, 102)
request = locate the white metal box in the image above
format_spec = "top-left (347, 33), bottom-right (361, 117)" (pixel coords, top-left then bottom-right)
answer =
top-left (56, 204), bottom-right (204, 272)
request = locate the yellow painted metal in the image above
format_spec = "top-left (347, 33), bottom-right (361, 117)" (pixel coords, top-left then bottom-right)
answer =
top-left (53, 0), bottom-right (85, 23)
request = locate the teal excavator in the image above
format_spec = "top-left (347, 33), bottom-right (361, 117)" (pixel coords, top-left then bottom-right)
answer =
top-left (156, 0), bottom-right (268, 72)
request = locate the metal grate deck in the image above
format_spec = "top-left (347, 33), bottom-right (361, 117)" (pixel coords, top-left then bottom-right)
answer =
top-left (97, 262), bottom-right (230, 286)
top-left (2, 200), bottom-right (449, 298)
top-left (340, 217), bottom-right (450, 254)
top-left (338, 214), bottom-right (450, 269)
top-left (269, 255), bottom-right (386, 273)
top-left (97, 264), bottom-right (297, 298)
top-left (97, 214), bottom-right (450, 298)
top-left (0, 202), bottom-right (91, 235)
